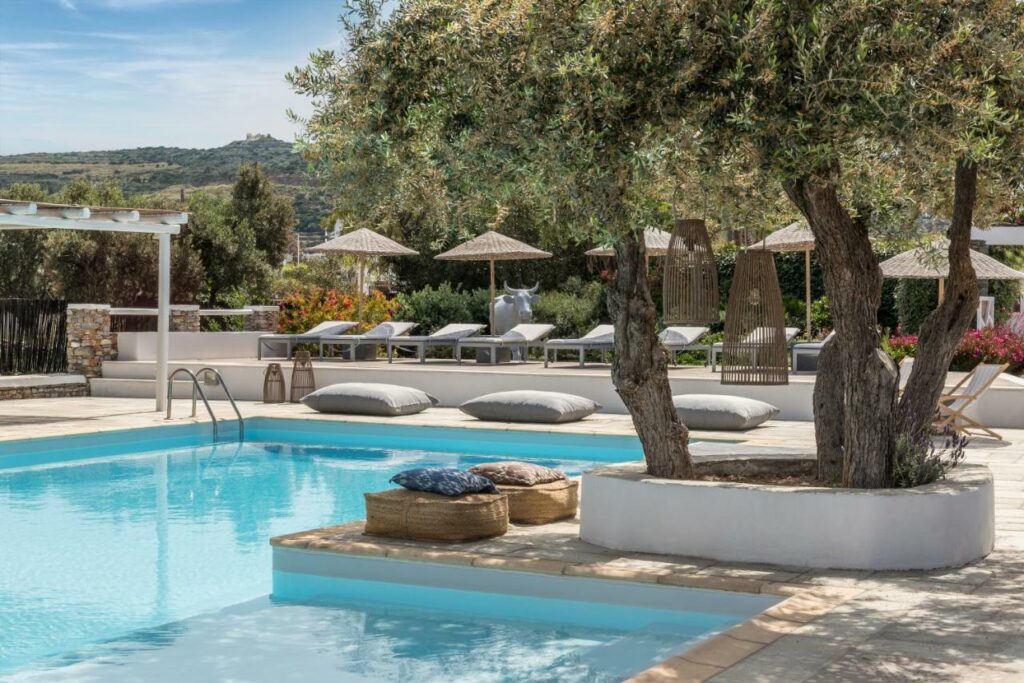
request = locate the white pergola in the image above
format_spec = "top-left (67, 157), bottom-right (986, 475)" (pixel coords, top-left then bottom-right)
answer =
top-left (0, 199), bottom-right (188, 411)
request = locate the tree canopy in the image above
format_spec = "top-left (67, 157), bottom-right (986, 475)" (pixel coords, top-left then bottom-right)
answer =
top-left (292, 0), bottom-right (1024, 485)
top-left (0, 163), bottom-right (297, 308)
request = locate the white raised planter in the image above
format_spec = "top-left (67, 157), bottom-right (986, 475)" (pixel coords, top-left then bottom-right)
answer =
top-left (580, 463), bottom-right (994, 570)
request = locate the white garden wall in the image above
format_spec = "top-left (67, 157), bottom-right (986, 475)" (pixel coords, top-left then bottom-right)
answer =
top-left (117, 332), bottom-right (266, 361)
top-left (580, 463), bottom-right (994, 570)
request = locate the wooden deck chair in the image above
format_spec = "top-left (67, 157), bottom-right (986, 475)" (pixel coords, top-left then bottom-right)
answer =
top-left (934, 363), bottom-right (1008, 440)
top-left (897, 357), bottom-right (914, 397)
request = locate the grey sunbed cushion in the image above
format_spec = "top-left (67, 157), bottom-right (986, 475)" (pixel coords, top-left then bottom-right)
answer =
top-left (302, 383), bottom-right (438, 416)
top-left (459, 390), bottom-right (601, 424)
top-left (672, 394), bottom-right (779, 430)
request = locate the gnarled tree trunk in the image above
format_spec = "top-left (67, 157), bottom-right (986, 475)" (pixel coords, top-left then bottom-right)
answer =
top-left (813, 337), bottom-right (844, 483)
top-left (785, 175), bottom-right (898, 488)
top-left (897, 160), bottom-right (980, 441)
top-left (610, 231), bottom-right (694, 479)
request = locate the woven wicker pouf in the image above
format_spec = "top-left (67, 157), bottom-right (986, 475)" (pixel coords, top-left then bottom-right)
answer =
top-left (363, 489), bottom-right (508, 542)
top-left (501, 479), bottom-right (579, 525)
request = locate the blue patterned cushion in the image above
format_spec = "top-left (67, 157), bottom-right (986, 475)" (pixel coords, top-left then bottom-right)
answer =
top-left (390, 468), bottom-right (499, 496)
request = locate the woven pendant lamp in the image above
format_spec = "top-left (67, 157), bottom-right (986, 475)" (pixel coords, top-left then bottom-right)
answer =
top-left (721, 249), bottom-right (789, 385)
top-left (663, 218), bottom-right (720, 324)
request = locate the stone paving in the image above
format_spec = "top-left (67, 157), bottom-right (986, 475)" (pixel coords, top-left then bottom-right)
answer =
top-left (0, 397), bottom-right (1021, 681)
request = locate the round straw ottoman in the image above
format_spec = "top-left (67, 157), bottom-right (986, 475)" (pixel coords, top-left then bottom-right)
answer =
top-left (363, 489), bottom-right (508, 542)
top-left (501, 479), bottom-right (579, 524)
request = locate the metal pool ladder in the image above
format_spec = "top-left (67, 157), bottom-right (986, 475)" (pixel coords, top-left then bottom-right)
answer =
top-left (166, 367), bottom-right (245, 441)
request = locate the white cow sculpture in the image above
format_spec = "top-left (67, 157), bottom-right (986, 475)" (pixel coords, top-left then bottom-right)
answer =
top-left (494, 283), bottom-right (540, 334)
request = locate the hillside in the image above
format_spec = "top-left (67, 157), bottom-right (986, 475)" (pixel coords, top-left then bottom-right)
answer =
top-left (0, 136), bottom-right (327, 234)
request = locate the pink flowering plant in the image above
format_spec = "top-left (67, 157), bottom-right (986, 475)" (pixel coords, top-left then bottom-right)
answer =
top-left (951, 326), bottom-right (1024, 374)
top-left (884, 325), bottom-right (1024, 375)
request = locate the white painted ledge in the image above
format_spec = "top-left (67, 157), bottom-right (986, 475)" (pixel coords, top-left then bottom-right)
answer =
top-left (0, 374), bottom-right (87, 389)
top-left (580, 462), bottom-right (994, 571)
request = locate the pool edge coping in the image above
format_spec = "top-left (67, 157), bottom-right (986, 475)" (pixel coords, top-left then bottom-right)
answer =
top-left (270, 522), bottom-right (864, 683)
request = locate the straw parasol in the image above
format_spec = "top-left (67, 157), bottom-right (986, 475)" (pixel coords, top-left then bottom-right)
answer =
top-left (307, 227), bottom-right (418, 322)
top-left (435, 230), bottom-right (552, 333)
top-left (753, 221), bottom-right (816, 338)
top-left (879, 238), bottom-right (1024, 302)
top-left (585, 228), bottom-right (673, 266)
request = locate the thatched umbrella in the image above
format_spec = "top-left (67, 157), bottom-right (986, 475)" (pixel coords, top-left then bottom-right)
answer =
top-left (307, 227), bottom-right (418, 322)
top-left (435, 230), bottom-right (552, 333)
top-left (879, 238), bottom-right (1024, 303)
top-left (753, 221), bottom-right (816, 337)
top-left (586, 228), bottom-right (673, 268)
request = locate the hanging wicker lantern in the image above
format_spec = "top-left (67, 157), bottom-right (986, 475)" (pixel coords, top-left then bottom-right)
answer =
top-left (663, 218), bottom-right (720, 324)
top-left (263, 363), bottom-right (285, 403)
top-left (290, 351), bottom-right (316, 402)
top-left (721, 249), bottom-right (789, 385)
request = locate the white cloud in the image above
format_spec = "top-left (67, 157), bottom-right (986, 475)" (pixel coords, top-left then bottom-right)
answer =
top-left (57, 0), bottom-right (77, 11)
top-left (96, 0), bottom-right (239, 9)
top-left (0, 42), bottom-right (73, 53)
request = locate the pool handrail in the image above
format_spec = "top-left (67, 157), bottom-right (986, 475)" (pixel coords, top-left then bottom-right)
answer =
top-left (165, 367), bottom-right (244, 441)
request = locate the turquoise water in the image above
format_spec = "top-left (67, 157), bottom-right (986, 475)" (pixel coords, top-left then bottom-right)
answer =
top-left (6, 592), bottom-right (752, 682)
top-left (0, 421), bottom-right (760, 681)
top-left (0, 421), bottom-right (643, 675)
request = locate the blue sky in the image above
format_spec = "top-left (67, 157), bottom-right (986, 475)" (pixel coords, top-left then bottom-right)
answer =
top-left (0, 0), bottom-right (347, 154)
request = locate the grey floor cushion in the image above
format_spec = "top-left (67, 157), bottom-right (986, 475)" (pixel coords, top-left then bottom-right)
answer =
top-left (459, 390), bottom-right (601, 424)
top-left (302, 382), bottom-right (437, 416)
top-left (672, 394), bottom-right (779, 430)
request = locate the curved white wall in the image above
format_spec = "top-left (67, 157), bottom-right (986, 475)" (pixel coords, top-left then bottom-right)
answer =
top-left (580, 463), bottom-right (994, 570)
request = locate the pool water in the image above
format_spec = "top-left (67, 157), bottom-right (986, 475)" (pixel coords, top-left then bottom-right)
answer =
top-left (0, 420), bottom-right (766, 682)
top-left (6, 592), bottom-right (747, 683)
top-left (0, 422), bottom-right (638, 674)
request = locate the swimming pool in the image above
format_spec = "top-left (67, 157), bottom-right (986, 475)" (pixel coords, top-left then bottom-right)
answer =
top-left (0, 418), bottom-right (766, 681)
top-left (0, 419), bottom-right (643, 674)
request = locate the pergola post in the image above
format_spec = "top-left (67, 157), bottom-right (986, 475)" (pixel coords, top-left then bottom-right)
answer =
top-left (805, 248), bottom-right (812, 338)
top-left (155, 233), bottom-right (171, 411)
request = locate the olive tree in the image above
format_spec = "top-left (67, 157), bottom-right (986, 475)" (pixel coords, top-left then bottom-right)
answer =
top-left (289, 0), bottom-right (767, 478)
top-left (292, 0), bottom-right (1022, 486)
top-left (693, 0), bottom-right (1024, 486)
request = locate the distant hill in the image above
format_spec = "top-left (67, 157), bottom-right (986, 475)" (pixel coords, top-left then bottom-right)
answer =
top-left (0, 136), bottom-right (327, 234)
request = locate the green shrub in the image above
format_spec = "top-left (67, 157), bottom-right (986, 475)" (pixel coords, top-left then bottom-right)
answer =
top-left (989, 279), bottom-right (1021, 324)
top-left (782, 295), bottom-right (807, 333)
top-left (810, 296), bottom-right (833, 336)
top-left (534, 277), bottom-right (608, 338)
top-left (396, 283), bottom-right (490, 334)
top-left (895, 279), bottom-right (938, 334)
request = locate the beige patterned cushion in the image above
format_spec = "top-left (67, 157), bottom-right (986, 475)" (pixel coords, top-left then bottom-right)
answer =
top-left (469, 461), bottom-right (566, 486)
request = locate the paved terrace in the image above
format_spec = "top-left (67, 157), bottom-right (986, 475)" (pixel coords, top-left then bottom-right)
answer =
top-left (1, 397), bottom-right (1022, 681)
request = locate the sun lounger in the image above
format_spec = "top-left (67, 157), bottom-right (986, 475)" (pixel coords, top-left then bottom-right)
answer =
top-left (710, 327), bottom-right (800, 372)
top-left (660, 326), bottom-right (711, 366)
top-left (257, 320), bottom-right (357, 360)
top-left (319, 321), bottom-right (418, 360)
top-left (455, 324), bottom-right (555, 365)
top-left (386, 323), bottom-right (486, 363)
top-left (935, 362), bottom-right (1008, 440)
top-left (543, 325), bottom-right (615, 368)
top-left (791, 330), bottom-right (837, 374)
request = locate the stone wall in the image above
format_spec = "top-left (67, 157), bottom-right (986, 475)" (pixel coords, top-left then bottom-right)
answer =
top-left (244, 305), bottom-right (280, 332)
top-left (0, 383), bottom-right (89, 400)
top-left (170, 305), bottom-right (201, 332)
top-left (66, 304), bottom-right (117, 378)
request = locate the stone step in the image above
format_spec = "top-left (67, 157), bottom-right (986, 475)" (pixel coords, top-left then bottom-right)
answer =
top-left (90, 377), bottom-right (236, 401)
top-left (101, 361), bottom-right (161, 380)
